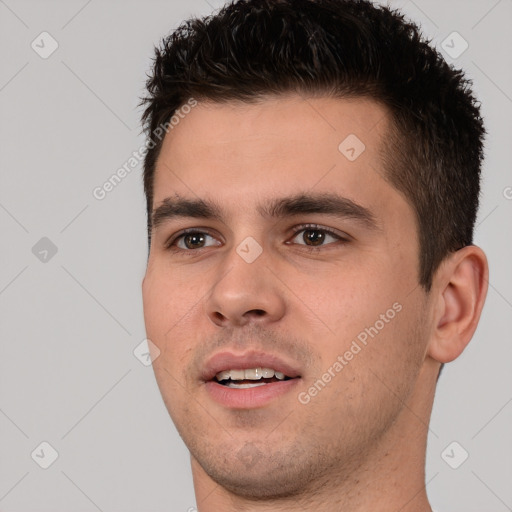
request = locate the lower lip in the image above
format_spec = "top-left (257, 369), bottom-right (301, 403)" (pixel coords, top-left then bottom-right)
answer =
top-left (205, 379), bottom-right (300, 409)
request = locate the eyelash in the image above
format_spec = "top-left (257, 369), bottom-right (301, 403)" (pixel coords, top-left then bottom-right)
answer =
top-left (164, 224), bottom-right (349, 254)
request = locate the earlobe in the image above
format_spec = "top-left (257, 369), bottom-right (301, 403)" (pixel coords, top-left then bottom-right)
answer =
top-left (427, 245), bottom-right (489, 363)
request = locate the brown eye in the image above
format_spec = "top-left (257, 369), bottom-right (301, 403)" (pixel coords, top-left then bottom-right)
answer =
top-left (302, 229), bottom-right (326, 246)
top-left (166, 231), bottom-right (221, 251)
top-left (183, 233), bottom-right (207, 249)
top-left (290, 226), bottom-right (342, 248)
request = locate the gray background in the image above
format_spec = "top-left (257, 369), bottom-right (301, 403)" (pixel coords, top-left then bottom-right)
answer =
top-left (1, 0), bottom-right (511, 510)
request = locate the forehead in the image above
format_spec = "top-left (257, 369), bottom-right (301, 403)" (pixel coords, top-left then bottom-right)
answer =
top-left (152, 94), bottom-right (404, 224)
top-left (154, 95), bottom-right (388, 199)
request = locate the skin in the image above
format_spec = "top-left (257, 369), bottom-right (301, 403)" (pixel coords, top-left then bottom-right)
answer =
top-left (142, 94), bottom-right (488, 511)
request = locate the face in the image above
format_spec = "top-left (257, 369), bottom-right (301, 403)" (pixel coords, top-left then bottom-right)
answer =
top-left (142, 95), bottom-right (432, 498)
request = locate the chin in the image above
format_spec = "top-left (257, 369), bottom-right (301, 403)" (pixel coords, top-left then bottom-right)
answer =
top-left (207, 467), bottom-right (308, 499)
top-left (192, 442), bottom-right (315, 499)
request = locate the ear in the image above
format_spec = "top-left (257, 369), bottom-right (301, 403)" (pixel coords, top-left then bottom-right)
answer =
top-left (427, 245), bottom-right (489, 363)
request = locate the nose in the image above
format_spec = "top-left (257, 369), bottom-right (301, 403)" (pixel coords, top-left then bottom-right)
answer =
top-left (205, 244), bottom-right (287, 328)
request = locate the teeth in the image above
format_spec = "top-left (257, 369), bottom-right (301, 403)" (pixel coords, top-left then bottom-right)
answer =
top-left (226, 382), bottom-right (267, 389)
top-left (244, 368), bottom-right (262, 380)
top-left (229, 369), bottom-right (245, 380)
top-left (215, 367), bottom-right (287, 381)
top-left (216, 370), bottom-right (231, 381)
top-left (261, 368), bottom-right (275, 378)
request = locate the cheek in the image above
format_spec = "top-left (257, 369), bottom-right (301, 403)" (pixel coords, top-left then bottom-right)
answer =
top-left (143, 271), bottom-right (199, 408)
top-left (305, 297), bottom-right (426, 428)
top-left (142, 266), bottom-right (202, 357)
top-left (292, 262), bottom-right (392, 336)
top-left (354, 293), bottom-right (427, 383)
top-left (300, 262), bottom-right (417, 369)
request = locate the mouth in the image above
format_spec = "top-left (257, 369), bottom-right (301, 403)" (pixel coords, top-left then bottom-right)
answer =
top-left (214, 367), bottom-right (293, 389)
top-left (202, 351), bottom-right (302, 409)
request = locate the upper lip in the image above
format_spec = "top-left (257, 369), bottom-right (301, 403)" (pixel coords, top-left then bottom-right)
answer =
top-left (201, 350), bottom-right (302, 382)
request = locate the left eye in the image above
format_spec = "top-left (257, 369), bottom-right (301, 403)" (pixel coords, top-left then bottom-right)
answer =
top-left (289, 227), bottom-right (344, 247)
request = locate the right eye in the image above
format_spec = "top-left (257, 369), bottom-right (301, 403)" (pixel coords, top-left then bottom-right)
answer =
top-left (165, 229), bottom-right (222, 252)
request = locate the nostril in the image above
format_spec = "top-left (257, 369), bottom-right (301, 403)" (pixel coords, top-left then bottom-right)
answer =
top-left (248, 309), bottom-right (266, 316)
top-left (209, 308), bottom-right (269, 326)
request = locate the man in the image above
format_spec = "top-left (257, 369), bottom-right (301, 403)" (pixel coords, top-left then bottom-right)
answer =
top-left (140, 0), bottom-right (488, 510)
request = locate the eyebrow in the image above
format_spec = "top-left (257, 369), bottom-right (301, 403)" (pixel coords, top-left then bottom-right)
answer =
top-left (151, 192), bottom-right (380, 231)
